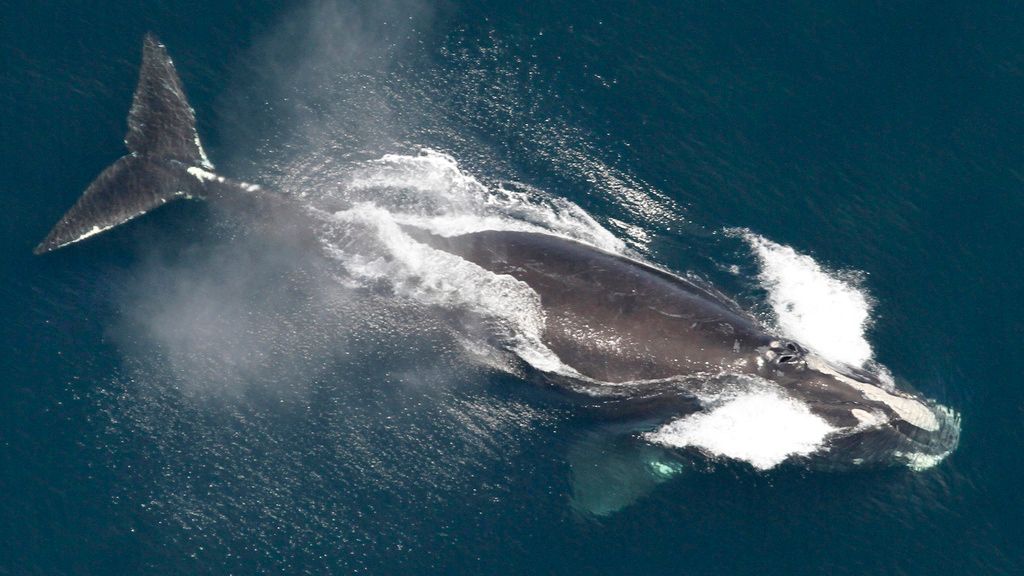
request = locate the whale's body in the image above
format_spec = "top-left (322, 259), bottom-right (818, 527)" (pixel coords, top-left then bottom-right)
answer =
top-left (36, 35), bottom-right (958, 484)
top-left (416, 229), bottom-right (767, 384)
top-left (412, 229), bottom-right (950, 435)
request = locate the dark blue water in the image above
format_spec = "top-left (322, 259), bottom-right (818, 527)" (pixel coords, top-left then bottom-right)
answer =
top-left (3, 1), bottom-right (1022, 574)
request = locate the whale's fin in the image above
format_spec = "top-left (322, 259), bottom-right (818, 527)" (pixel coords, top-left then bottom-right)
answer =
top-left (568, 430), bottom-right (686, 517)
top-left (125, 34), bottom-right (212, 168)
top-left (34, 34), bottom-right (251, 255)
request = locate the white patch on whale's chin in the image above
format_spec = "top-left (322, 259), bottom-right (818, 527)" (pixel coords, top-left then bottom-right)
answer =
top-left (804, 355), bottom-right (941, 432)
top-left (645, 390), bottom-right (836, 470)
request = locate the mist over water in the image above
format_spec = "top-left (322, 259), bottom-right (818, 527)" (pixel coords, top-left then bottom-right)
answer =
top-left (5, 0), bottom-right (1022, 574)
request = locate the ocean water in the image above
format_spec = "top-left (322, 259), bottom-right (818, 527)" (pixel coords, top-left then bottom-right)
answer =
top-left (2, 1), bottom-right (1022, 574)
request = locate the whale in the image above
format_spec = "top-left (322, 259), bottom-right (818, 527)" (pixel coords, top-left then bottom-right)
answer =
top-left (36, 36), bottom-right (958, 493)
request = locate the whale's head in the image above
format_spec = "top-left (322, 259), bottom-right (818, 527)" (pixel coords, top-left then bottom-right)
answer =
top-left (756, 340), bottom-right (960, 470)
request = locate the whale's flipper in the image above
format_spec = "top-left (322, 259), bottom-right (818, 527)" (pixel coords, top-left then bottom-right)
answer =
top-left (35, 34), bottom-right (252, 255)
top-left (568, 431), bottom-right (686, 517)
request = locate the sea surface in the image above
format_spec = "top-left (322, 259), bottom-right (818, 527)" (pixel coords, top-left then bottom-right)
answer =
top-left (2, 1), bottom-right (1022, 574)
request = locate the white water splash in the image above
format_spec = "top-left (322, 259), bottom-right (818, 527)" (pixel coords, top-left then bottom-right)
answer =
top-left (739, 230), bottom-right (875, 368)
top-left (645, 378), bottom-right (837, 470)
top-left (344, 150), bottom-right (626, 252)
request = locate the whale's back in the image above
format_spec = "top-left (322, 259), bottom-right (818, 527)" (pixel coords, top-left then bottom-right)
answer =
top-left (411, 229), bottom-right (772, 382)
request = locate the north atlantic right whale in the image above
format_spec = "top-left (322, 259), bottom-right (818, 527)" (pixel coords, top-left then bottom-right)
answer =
top-left (403, 227), bottom-right (959, 465)
top-left (34, 35), bottom-right (959, 489)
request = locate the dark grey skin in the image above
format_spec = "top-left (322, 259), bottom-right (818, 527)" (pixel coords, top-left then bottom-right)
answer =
top-left (420, 230), bottom-right (771, 384)
top-left (36, 35), bottom-right (956, 469)
top-left (417, 234), bottom-right (792, 364)
top-left (411, 230), bottom-right (957, 453)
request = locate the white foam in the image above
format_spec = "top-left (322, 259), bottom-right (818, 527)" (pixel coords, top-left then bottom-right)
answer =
top-left (332, 203), bottom-right (580, 374)
top-left (309, 150), bottom-right (621, 378)
top-left (645, 389), bottom-right (836, 470)
top-left (738, 230), bottom-right (874, 368)
top-left (895, 450), bottom-right (951, 471)
top-left (344, 150), bottom-right (626, 252)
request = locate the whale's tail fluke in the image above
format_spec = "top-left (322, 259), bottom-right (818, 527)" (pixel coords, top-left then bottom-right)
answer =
top-left (34, 34), bottom-right (253, 255)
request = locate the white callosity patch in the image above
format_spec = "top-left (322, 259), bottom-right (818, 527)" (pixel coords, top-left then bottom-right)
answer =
top-left (731, 231), bottom-right (961, 469)
top-left (804, 356), bottom-right (940, 432)
top-left (739, 230), bottom-right (874, 368)
top-left (645, 386), bottom-right (837, 470)
top-left (891, 401), bottom-right (961, 470)
top-left (850, 408), bottom-right (889, 429)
